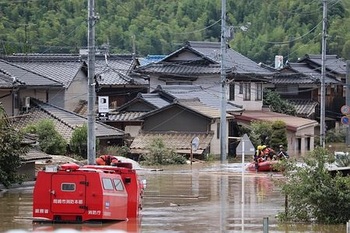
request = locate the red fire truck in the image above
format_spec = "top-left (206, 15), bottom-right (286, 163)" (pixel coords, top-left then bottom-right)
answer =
top-left (33, 162), bottom-right (144, 223)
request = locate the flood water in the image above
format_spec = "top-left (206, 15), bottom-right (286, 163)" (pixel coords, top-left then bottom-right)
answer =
top-left (0, 161), bottom-right (346, 232)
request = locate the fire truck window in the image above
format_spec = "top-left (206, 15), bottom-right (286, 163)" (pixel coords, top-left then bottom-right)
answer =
top-left (102, 178), bottom-right (114, 190)
top-left (113, 179), bottom-right (124, 191)
top-left (61, 183), bottom-right (76, 191)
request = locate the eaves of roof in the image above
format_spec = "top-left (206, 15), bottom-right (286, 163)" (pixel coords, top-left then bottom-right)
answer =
top-left (138, 102), bottom-right (214, 121)
top-left (108, 111), bottom-right (146, 121)
top-left (290, 99), bottom-right (319, 118)
top-left (299, 54), bottom-right (347, 75)
top-left (135, 63), bottom-right (221, 75)
top-left (130, 131), bottom-right (214, 155)
top-left (187, 41), bottom-right (274, 76)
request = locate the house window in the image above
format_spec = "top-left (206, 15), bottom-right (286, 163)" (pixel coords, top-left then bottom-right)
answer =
top-left (239, 82), bottom-right (243, 94)
top-left (276, 84), bottom-right (298, 95)
top-left (229, 83), bottom-right (235, 101)
top-left (256, 83), bottom-right (263, 101)
top-left (166, 81), bottom-right (192, 85)
top-left (243, 83), bottom-right (251, 101)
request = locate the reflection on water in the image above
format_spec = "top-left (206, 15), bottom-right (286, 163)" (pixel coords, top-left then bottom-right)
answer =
top-left (0, 162), bottom-right (346, 233)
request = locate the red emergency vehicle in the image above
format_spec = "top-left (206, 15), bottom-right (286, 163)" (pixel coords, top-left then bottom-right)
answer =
top-left (33, 162), bottom-right (144, 223)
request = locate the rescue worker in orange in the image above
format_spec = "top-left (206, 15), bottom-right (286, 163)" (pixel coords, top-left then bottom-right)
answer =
top-left (95, 155), bottom-right (120, 165)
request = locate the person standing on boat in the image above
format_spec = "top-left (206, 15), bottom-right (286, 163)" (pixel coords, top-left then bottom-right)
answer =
top-left (96, 155), bottom-right (120, 165)
top-left (277, 145), bottom-right (289, 159)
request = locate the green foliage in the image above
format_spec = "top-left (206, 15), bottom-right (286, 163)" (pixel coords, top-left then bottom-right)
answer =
top-left (249, 120), bottom-right (273, 148)
top-left (263, 90), bottom-right (297, 116)
top-left (0, 107), bottom-right (28, 188)
top-left (69, 124), bottom-right (100, 159)
top-left (70, 124), bottom-right (87, 158)
top-left (141, 137), bottom-right (186, 165)
top-left (325, 127), bottom-right (346, 143)
top-left (36, 119), bottom-right (67, 155)
top-left (0, 1), bottom-right (349, 62)
top-left (103, 145), bottom-right (130, 157)
top-left (270, 120), bottom-right (288, 151)
top-left (277, 147), bottom-right (350, 224)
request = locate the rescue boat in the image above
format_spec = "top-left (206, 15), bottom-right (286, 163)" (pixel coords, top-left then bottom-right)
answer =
top-left (32, 162), bottom-right (145, 223)
top-left (246, 160), bottom-right (282, 172)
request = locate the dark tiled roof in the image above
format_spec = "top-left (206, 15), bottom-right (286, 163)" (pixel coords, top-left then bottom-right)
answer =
top-left (22, 149), bottom-right (52, 162)
top-left (2, 55), bottom-right (82, 88)
top-left (13, 100), bottom-right (124, 141)
top-left (187, 41), bottom-right (274, 76)
top-left (130, 131), bottom-right (214, 155)
top-left (0, 72), bottom-right (14, 88)
top-left (136, 63), bottom-right (221, 75)
top-left (139, 93), bottom-right (170, 108)
top-left (299, 54), bottom-right (347, 75)
top-left (0, 59), bottom-right (62, 87)
top-left (137, 41), bottom-right (274, 77)
top-left (273, 63), bottom-right (341, 84)
top-left (289, 99), bottom-right (318, 118)
top-left (154, 85), bottom-right (244, 113)
top-left (93, 55), bottom-right (148, 86)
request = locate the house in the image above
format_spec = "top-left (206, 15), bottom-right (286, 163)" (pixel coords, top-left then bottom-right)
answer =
top-left (91, 53), bottom-right (149, 117)
top-left (2, 53), bottom-right (149, 118)
top-left (12, 99), bottom-right (125, 151)
top-left (2, 54), bottom-right (86, 113)
top-left (135, 41), bottom-right (274, 111)
top-left (129, 99), bottom-right (230, 158)
top-left (235, 110), bottom-right (318, 156)
top-left (107, 84), bottom-right (243, 157)
top-left (0, 59), bottom-right (65, 118)
top-left (269, 54), bottom-right (346, 128)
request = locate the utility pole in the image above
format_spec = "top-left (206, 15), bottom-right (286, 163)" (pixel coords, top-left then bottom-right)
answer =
top-left (320, 0), bottom-right (327, 148)
top-left (220, 0), bottom-right (227, 163)
top-left (346, 61), bottom-right (350, 146)
top-left (87, 0), bottom-right (97, 165)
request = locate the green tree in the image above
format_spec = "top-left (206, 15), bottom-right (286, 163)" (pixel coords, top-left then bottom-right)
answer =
top-left (270, 120), bottom-right (288, 151)
top-left (36, 119), bottom-right (67, 155)
top-left (263, 90), bottom-right (297, 116)
top-left (277, 147), bottom-right (350, 224)
top-left (249, 120), bottom-right (273, 148)
top-left (141, 137), bottom-right (186, 165)
top-left (70, 124), bottom-right (87, 158)
top-left (0, 105), bottom-right (28, 188)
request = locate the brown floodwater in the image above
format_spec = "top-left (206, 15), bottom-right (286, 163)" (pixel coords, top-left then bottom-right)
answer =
top-left (0, 161), bottom-right (346, 232)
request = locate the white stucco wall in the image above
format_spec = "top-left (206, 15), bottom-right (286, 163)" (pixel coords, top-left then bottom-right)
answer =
top-left (64, 70), bottom-right (88, 111)
top-left (125, 125), bottom-right (142, 138)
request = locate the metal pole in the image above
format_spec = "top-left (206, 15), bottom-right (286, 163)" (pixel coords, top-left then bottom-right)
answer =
top-left (87, 0), bottom-right (96, 165)
top-left (241, 139), bottom-right (245, 232)
top-left (263, 217), bottom-right (269, 233)
top-left (346, 61), bottom-right (350, 146)
top-left (220, 0), bottom-right (227, 163)
top-left (320, 0), bottom-right (327, 148)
